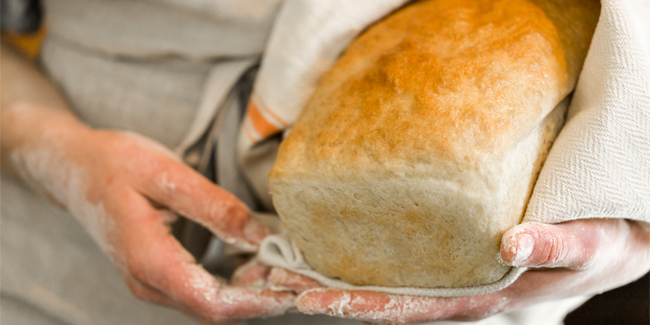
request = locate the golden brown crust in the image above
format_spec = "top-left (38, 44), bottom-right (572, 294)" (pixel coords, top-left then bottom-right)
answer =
top-left (270, 0), bottom-right (599, 287)
top-left (272, 0), bottom-right (598, 180)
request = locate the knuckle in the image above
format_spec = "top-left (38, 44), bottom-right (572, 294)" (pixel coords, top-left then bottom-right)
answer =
top-left (214, 197), bottom-right (245, 220)
top-left (208, 199), bottom-right (249, 233)
top-left (547, 232), bottom-right (567, 264)
top-left (536, 228), bottom-right (569, 266)
top-left (543, 225), bottom-right (594, 269)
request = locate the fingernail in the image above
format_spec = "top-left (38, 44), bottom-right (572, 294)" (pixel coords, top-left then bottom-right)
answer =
top-left (514, 233), bottom-right (534, 263)
top-left (243, 219), bottom-right (269, 245)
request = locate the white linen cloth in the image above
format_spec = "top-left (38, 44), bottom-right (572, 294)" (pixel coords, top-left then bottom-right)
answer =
top-left (524, 0), bottom-right (650, 225)
top-left (246, 0), bottom-right (650, 297)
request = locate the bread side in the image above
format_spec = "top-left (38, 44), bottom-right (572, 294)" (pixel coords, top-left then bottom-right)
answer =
top-left (272, 100), bottom-right (566, 287)
top-left (270, 0), bottom-right (598, 288)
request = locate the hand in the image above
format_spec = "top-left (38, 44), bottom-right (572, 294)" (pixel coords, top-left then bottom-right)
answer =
top-left (6, 104), bottom-right (295, 324)
top-left (271, 219), bottom-right (650, 324)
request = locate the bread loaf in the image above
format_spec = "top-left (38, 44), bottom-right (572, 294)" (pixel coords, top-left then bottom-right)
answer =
top-left (269, 0), bottom-right (599, 288)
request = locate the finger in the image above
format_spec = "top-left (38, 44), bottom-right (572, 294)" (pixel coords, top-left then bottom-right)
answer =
top-left (296, 267), bottom-right (612, 324)
top-left (118, 190), bottom-right (295, 322)
top-left (231, 260), bottom-right (271, 287)
top-left (230, 261), bottom-right (321, 293)
top-left (500, 221), bottom-right (605, 269)
top-left (297, 289), bottom-right (490, 324)
top-left (268, 268), bottom-right (323, 294)
top-left (132, 150), bottom-right (268, 251)
top-left (297, 289), bottom-right (517, 324)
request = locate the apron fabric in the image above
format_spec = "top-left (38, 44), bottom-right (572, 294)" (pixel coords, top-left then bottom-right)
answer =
top-left (42, 0), bottom-right (281, 59)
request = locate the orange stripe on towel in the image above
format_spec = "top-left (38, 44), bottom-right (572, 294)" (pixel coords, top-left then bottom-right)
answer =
top-left (253, 92), bottom-right (288, 127)
top-left (246, 100), bottom-right (281, 140)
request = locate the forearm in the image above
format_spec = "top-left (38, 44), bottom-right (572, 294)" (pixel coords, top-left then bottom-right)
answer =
top-left (1, 42), bottom-right (88, 177)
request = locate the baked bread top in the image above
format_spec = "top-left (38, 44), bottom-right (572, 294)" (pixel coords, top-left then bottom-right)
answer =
top-left (271, 0), bottom-right (598, 180)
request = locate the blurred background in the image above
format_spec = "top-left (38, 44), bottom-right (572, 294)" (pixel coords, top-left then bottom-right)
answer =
top-left (565, 272), bottom-right (648, 325)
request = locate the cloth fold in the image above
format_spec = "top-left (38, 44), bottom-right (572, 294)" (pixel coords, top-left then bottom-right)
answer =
top-left (259, 234), bottom-right (528, 297)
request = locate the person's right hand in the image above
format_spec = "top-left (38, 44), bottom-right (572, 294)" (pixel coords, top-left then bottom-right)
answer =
top-left (5, 102), bottom-right (296, 324)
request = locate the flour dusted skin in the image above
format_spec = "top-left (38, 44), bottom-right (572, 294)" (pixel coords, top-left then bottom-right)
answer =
top-left (269, 0), bottom-right (599, 288)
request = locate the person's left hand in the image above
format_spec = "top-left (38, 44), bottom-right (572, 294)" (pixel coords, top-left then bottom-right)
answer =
top-left (268, 219), bottom-right (650, 324)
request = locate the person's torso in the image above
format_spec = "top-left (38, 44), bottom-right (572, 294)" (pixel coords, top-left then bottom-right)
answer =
top-left (40, 0), bottom-right (282, 149)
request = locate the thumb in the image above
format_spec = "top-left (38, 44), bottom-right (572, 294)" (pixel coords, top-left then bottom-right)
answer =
top-left (500, 221), bottom-right (603, 269)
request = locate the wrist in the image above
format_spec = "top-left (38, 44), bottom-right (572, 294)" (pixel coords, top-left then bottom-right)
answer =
top-left (3, 101), bottom-right (88, 143)
top-left (3, 101), bottom-right (93, 204)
